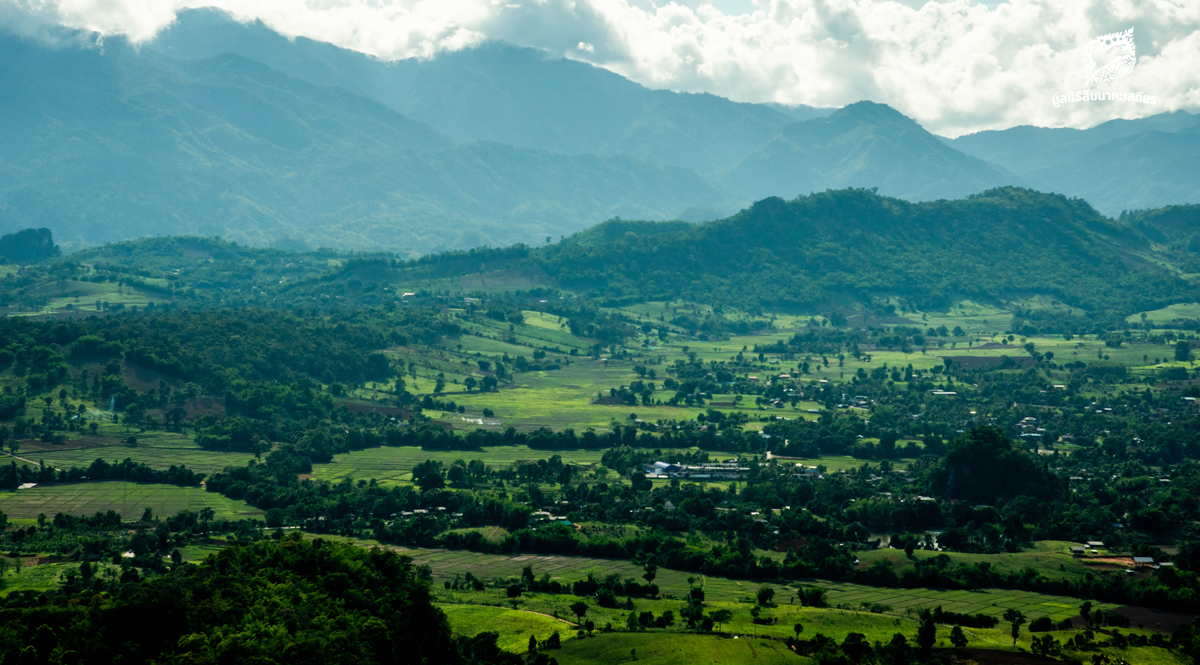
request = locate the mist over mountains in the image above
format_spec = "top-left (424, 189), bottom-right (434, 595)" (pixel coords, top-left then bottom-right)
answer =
top-left (1, 7), bottom-right (1198, 253)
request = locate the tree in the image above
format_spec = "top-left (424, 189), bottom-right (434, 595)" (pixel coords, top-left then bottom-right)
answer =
top-left (711, 609), bottom-right (733, 631)
top-left (950, 625), bottom-right (968, 650)
top-left (917, 611), bottom-right (937, 654)
top-left (1080, 601), bottom-right (1093, 626)
top-left (464, 376), bottom-right (477, 392)
top-left (642, 563), bottom-right (656, 584)
top-left (1003, 609), bottom-right (1025, 645)
top-left (584, 620), bottom-right (594, 635)
top-left (841, 633), bottom-right (872, 663)
top-left (528, 634), bottom-right (537, 653)
top-left (1176, 340), bottom-right (1194, 362)
top-left (625, 611), bottom-right (641, 632)
top-left (569, 601), bottom-right (588, 623)
top-left (417, 472), bottom-right (445, 492)
top-left (794, 622), bottom-right (804, 640)
top-left (507, 584), bottom-right (523, 609)
top-left (757, 585), bottom-right (775, 606)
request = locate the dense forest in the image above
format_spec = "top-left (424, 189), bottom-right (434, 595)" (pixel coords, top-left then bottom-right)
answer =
top-left (537, 188), bottom-right (1199, 313)
top-left (0, 536), bottom-right (501, 664)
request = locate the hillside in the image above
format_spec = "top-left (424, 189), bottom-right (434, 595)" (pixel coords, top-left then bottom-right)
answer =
top-left (0, 31), bottom-right (722, 254)
top-left (721, 102), bottom-right (1020, 203)
top-left (536, 187), bottom-right (1197, 313)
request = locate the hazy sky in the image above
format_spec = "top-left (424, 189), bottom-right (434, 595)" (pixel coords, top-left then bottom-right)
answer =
top-left (4, 0), bottom-right (1197, 136)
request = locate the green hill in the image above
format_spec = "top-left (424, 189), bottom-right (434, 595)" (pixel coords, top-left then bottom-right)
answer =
top-left (537, 187), bottom-right (1198, 313)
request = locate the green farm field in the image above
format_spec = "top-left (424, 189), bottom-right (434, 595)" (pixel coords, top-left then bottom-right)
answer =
top-left (0, 482), bottom-right (261, 520)
top-left (15, 429), bottom-right (256, 475)
top-left (0, 560), bottom-right (125, 597)
top-left (551, 628), bottom-right (1181, 665)
top-left (308, 445), bottom-right (612, 487)
top-left (438, 604), bottom-right (575, 652)
top-left (855, 540), bottom-right (1104, 582)
top-left (321, 540), bottom-right (1122, 626)
top-left (555, 632), bottom-right (799, 665)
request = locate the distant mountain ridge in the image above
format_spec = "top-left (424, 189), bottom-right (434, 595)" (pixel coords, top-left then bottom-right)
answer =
top-left (147, 8), bottom-right (827, 176)
top-left (949, 111), bottom-right (1200, 215)
top-left (2, 9), bottom-right (1199, 253)
top-left (722, 102), bottom-right (1022, 203)
top-left (0, 31), bottom-right (722, 254)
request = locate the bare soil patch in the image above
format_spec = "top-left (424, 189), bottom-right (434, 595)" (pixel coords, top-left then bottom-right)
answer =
top-left (19, 435), bottom-right (123, 453)
top-left (184, 396), bottom-right (226, 419)
top-left (944, 355), bottom-right (1033, 369)
top-left (123, 362), bottom-right (183, 392)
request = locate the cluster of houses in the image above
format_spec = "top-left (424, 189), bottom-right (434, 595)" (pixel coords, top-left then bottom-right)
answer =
top-left (1068, 541), bottom-right (1174, 571)
top-left (641, 461), bottom-right (751, 480)
top-left (640, 460), bottom-right (830, 481)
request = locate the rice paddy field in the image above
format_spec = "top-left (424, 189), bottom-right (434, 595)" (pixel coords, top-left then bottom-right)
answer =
top-left (0, 481), bottom-right (261, 521)
top-left (308, 445), bottom-right (613, 487)
top-left (14, 429), bottom-right (256, 475)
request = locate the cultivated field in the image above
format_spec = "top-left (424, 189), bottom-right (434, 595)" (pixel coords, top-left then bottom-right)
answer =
top-left (308, 445), bottom-right (612, 487)
top-left (855, 540), bottom-right (1100, 582)
top-left (15, 430), bottom-right (255, 475)
top-left (0, 481), bottom-right (261, 521)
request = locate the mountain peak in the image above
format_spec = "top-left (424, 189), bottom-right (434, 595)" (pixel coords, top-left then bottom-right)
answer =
top-left (827, 100), bottom-right (921, 129)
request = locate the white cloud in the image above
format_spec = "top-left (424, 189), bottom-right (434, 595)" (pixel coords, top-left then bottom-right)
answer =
top-left (3, 0), bottom-right (1198, 136)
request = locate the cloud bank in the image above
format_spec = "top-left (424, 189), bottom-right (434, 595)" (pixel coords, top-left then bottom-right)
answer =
top-left (4, 0), bottom-right (1198, 136)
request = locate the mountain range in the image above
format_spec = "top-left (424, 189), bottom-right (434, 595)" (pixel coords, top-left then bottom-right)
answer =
top-left (0, 7), bottom-right (1198, 254)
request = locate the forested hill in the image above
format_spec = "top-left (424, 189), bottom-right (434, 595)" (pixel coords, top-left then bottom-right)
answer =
top-left (5, 189), bottom-right (1198, 319)
top-left (537, 187), bottom-right (1197, 313)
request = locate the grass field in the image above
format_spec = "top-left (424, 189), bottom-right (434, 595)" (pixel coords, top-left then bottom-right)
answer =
top-left (1126, 303), bottom-right (1200, 325)
top-left (549, 629), bottom-right (1182, 665)
top-left (855, 540), bottom-right (1100, 582)
top-left (555, 632), bottom-right (799, 664)
top-left (308, 446), bottom-right (612, 487)
top-left (439, 604), bottom-right (576, 652)
top-left (815, 580), bottom-right (1116, 622)
top-left (327, 540), bottom-right (1122, 626)
top-left (0, 560), bottom-right (128, 597)
top-left (0, 481), bottom-right (262, 520)
top-left (16, 429), bottom-right (256, 475)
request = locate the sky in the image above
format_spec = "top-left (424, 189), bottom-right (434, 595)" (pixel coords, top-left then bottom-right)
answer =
top-left (3, 0), bottom-right (1198, 136)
